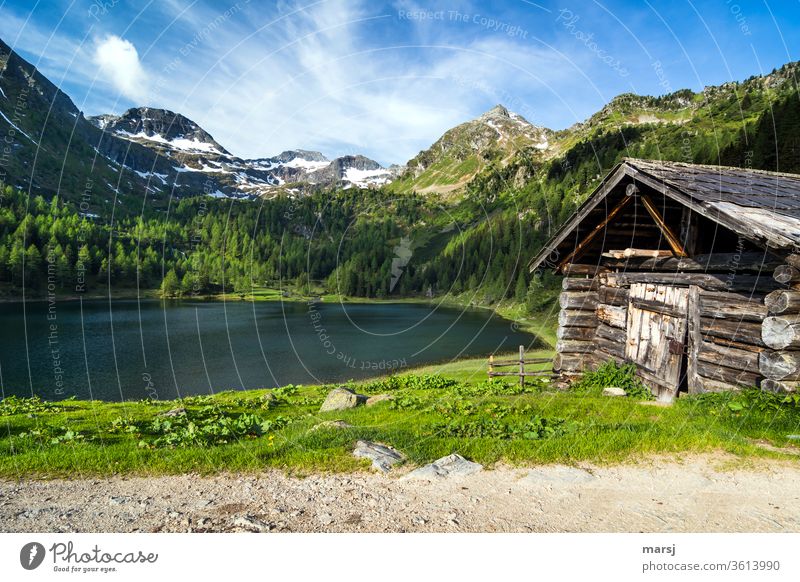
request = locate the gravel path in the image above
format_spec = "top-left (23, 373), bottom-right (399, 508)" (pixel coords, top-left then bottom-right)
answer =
top-left (1, 454), bottom-right (799, 533)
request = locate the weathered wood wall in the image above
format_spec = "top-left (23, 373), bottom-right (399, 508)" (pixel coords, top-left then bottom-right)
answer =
top-left (551, 255), bottom-right (795, 398)
top-left (758, 254), bottom-right (800, 394)
top-left (553, 273), bottom-right (601, 376)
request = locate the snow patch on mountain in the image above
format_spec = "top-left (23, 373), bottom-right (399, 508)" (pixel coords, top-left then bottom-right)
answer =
top-left (282, 157), bottom-right (330, 171)
top-left (344, 167), bottom-right (393, 186)
top-left (118, 131), bottom-right (224, 154)
top-left (0, 109), bottom-right (38, 144)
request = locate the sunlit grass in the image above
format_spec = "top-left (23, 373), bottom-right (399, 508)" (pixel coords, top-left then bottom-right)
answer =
top-left (1, 356), bottom-right (799, 478)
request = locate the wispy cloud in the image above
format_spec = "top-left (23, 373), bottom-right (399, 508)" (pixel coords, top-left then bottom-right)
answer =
top-left (4, 0), bottom-right (793, 164)
top-left (123, 0), bottom-right (578, 163)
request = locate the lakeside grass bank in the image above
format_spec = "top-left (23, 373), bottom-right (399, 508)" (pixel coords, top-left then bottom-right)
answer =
top-left (2, 355), bottom-right (799, 479)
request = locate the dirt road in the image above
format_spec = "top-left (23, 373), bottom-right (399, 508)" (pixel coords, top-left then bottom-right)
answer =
top-left (1, 454), bottom-right (798, 533)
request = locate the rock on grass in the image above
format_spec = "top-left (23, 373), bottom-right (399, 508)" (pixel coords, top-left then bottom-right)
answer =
top-left (319, 387), bottom-right (367, 412)
top-left (602, 387), bottom-right (627, 397)
top-left (353, 440), bottom-right (405, 473)
top-left (365, 394), bottom-right (393, 406)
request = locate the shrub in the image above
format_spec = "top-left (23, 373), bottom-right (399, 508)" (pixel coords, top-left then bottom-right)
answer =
top-left (0, 396), bottom-right (63, 416)
top-left (138, 405), bottom-right (290, 448)
top-left (571, 361), bottom-right (654, 400)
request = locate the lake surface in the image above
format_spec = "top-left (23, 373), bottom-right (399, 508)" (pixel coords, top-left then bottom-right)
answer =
top-left (0, 299), bottom-right (537, 401)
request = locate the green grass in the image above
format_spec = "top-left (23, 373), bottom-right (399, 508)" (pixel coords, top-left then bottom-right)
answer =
top-left (2, 358), bottom-right (799, 478)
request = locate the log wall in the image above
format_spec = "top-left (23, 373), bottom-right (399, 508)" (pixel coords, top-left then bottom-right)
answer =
top-left (758, 256), bottom-right (800, 393)
top-left (553, 256), bottom-right (791, 397)
top-left (554, 276), bottom-right (602, 376)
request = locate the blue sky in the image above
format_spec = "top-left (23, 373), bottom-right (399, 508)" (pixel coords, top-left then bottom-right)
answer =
top-left (0, 0), bottom-right (797, 164)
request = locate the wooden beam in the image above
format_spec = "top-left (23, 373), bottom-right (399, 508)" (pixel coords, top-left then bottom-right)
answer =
top-left (556, 195), bottom-right (633, 271)
top-left (562, 278), bottom-right (599, 291)
top-left (602, 248), bottom-right (673, 259)
top-left (765, 290), bottom-right (800, 315)
top-left (686, 285), bottom-right (702, 393)
top-left (762, 315), bottom-right (800, 350)
top-left (759, 351), bottom-right (800, 381)
top-left (640, 194), bottom-right (688, 257)
top-left (596, 304), bottom-right (627, 328)
top-left (558, 309), bottom-right (599, 328)
top-left (699, 293), bottom-right (769, 322)
top-left (600, 272), bottom-right (781, 293)
top-left (559, 291), bottom-right (599, 311)
top-left (600, 252), bottom-right (783, 272)
top-left (561, 263), bottom-right (610, 276)
top-left (557, 326), bottom-right (597, 341)
top-left (528, 164), bottom-right (629, 273)
top-left (773, 265), bottom-right (800, 284)
top-left (555, 340), bottom-right (596, 354)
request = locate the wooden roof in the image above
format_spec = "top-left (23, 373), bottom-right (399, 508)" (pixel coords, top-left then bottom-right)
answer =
top-left (529, 158), bottom-right (800, 272)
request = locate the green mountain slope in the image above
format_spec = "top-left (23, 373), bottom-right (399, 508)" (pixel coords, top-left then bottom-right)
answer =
top-left (387, 105), bottom-right (552, 196)
top-left (1, 50), bottom-right (798, 310)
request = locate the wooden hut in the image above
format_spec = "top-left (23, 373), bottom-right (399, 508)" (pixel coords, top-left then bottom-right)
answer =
top-left (528, 158), bottom-right (800, 402)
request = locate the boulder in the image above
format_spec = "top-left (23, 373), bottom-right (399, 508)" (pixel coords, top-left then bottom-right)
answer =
top-left (319, 387), bottom-right (366, 412)
top-left (353, 440), bottom-right (405, 473)
top-left (404, 454), bottom-right (483, 481)
top-left (366, 394), bottom-right (394, 407)
top-left (310, 420), bottom-right (351, 431)
top-left (602, 387), bottom-right (627, 397)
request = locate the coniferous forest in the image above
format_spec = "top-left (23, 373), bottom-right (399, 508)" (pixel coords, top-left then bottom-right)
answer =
top-left (1, 71), bottom-right (798, 310)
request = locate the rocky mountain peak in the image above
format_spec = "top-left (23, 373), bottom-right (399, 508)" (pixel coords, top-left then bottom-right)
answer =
top-left (480, 104), bottom-right (511, 120)
top-left (88, 107), bottom-right (229, 155)
top-left (272, 149), bottom-right (328, 164)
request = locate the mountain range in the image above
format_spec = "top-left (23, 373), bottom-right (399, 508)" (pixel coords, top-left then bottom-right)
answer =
top-left (1, 33), bottom-right (799, 306)
top-left (0, 37), bottom-right (400, 211)
top-left (5, 32), bottom-right (797, 216)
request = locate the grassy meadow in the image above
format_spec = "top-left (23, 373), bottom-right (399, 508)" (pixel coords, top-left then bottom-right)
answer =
top-left (1, 353), bottom-right (800, 478)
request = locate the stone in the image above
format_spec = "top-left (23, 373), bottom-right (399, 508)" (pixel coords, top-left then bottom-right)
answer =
top-left (160, 407), bottom-right (186, 417)
top-left (261, 393), bottom-right (277, 405)
top-left (319, 387), bottom-right (367, 412)
top-left (234, 515), bottom-right (273, 532)
top-left (523, 465), bottom-right (595, 485)
top-left (310, 420), bottom-right (352, 431)
top-left (602, 387), bottom-right (627, 397)
top-left (353, 440), bottom-right (405, 473)
top-left (404, 454), bottom-right (483, 481)
top-left (366, 394), bottom-right (394, 406)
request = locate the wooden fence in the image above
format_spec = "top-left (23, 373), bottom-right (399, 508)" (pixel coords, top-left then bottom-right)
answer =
top-left (488, 345), bottom-right (555, 388)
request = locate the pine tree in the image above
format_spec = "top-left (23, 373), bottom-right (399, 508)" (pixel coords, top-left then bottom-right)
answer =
top-left (514, 271), bottom-right (527, 302)
top-left (160, 269), bottom-right (180, 298)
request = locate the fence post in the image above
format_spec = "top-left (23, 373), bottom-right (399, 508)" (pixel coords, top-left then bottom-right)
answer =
top-left (488, 354), bottom-right (494, 378)
top-left (519, 345), bottom-right (525, 389)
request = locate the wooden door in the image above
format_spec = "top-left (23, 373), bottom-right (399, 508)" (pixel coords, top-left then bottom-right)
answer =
top-left (625, 283), bottom-right (690, 401)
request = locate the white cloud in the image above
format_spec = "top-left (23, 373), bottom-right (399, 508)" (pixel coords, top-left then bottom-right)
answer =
top-left (93, 35), bottom-right (148, 102)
